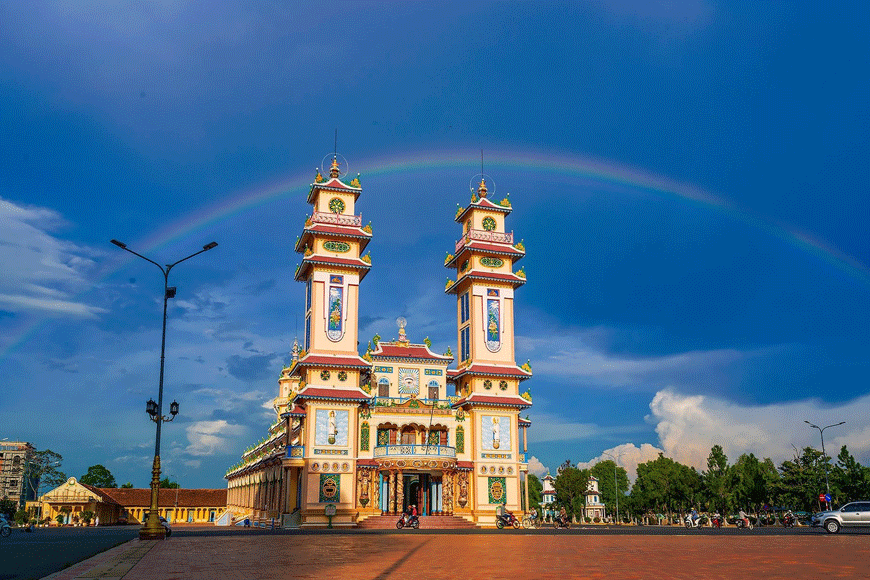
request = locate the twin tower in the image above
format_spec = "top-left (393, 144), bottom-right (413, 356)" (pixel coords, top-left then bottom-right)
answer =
top-left (226, 155), bottom-right (533, 527)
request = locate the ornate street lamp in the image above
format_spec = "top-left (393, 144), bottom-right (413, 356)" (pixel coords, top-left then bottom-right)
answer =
top-left (111, 239), bottom-right (217, 539)
top-left (805, 420), bottom-right (845, 511)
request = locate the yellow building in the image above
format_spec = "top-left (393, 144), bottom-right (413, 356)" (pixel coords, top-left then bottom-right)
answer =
top-left (39, 477), bottom-right (227, 525)
top-left (225, 156), bottom-right (533, 527)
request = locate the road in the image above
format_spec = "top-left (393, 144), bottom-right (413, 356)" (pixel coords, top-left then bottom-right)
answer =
top-left (1, 524), bottom-right (866, 580)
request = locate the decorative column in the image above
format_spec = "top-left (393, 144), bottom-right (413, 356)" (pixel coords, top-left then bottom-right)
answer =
top-left (396, 470), bottom-right (404, 514)
top-left (389, 471), bottom-right (397, 514)
top-left (444, 471), bottom-right (453, 515)
top-left (523, 473), bottom-right (530, 514)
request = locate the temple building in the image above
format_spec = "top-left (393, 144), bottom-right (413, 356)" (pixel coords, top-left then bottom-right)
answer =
top-left (225, 155), bottom-right (533, 527)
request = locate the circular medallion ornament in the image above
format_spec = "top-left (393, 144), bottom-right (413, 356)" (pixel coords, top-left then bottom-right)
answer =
top-left (483, 379), bottom-right (493, 390)
top-left (337, 370), bottom-right (348, 382)
top-left (499, 380), bottom-right (508, 391)
top-left (324, 240), bottom-right (350, 253)
top-left (480, 466), bottom-right (487, 474)
top-left (396, 460), bottom-right (406, 468)
top-left (489, 466), bottom-right (496, 474)
top-left (482, 216), bottom-right (496, 231)
top-left (498, 466), bottom-right (505, 474)
top-left (320, 370), bottom-right (331, 381)
top-left (321, 476), bottom-right (339, 501)
top-left (507, 467), bottom-right (513, 475)
top-left (329, 197), bottom-right (345, 214)
top-left (342, 462), bottom-right (349, 472)
top-left (332, 462), bottom-right (340, 472)
top-left (312, 463), bottom-right (320, 471)
top-left (413, 460), bottom-right (422, 468)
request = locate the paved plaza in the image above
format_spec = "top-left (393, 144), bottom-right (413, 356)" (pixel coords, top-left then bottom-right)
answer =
top-left (42, 531), bottom-right (869, 580)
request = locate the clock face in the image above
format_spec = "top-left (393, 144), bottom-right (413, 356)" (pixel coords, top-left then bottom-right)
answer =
top-left (329, 197), bottom-right (345, 213)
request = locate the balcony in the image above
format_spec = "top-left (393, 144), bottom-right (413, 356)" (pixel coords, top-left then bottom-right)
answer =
top-left (373, 444), bottom-right (456, 459)
top-left (455, 229), bottom-right (513, 253)
top-left (286, 445), bottom-right (305, 459)
top-left (311, 211), bottom-right (362, 227)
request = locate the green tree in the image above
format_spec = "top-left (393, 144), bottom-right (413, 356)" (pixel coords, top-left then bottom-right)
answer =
top-left (589, 460), bottom-right (628, 519)
top-left (775, 447), bottom-right (827, 511)
top-left (831, 445), bottom-right (869, 503)
top-left (0, 498), bottom-right (16, 518)
top-left (730, 453), bottom-right (778, 516)
top-left (526, 473), bottom-right (543, 510)
top-left (553, 463), bottom-right (590, 519)
top-left (26, 449), bottom-right (66, 498)
top-left (121, 482), bottom-right (134, 488)
top-left (631, 453), bottom-right (701, 520)
top-left (702, 445), bottom-right (731, 513)
top-left (159, 477), bottom-right (180, 489)
top-left (80, 464), bottom-right (117, 488)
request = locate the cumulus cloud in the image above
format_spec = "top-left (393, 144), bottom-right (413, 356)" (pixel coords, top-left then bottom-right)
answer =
top-left (647, 388), bottom-right (870, 469)
top-left (185, 420), bottom-right (247, 457)
top-left (578, 443), bottom-right (665, 481)
top-left (577, 389), bottom-right (870, 480)
top-left (527, 456), bottom-right (548, 478)
top-left (0, 198), bottom-right (105, 317)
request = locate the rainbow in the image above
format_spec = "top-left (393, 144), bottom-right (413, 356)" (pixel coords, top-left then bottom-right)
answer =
top-left (2, 146), bottom-right (868, 361)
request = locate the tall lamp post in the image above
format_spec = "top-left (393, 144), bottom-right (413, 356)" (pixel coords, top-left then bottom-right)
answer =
top-left (111, 239), bottom-right (217, 540)
top-left (804, 420), bottom-right (845, 510)
top-left (602, 451), bottom-right (625, 525)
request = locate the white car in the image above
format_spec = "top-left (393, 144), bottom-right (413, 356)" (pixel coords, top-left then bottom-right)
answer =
top-left (811, 501), bottom-right (870, 533)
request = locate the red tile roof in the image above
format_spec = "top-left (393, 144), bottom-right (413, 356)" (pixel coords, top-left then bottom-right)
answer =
top-left (446, 243), bottom-right (524, 268)
top-left (446, 271), bottom-right (525, 293)
top-left (96, 488), bottom-right (227, 508)
top-left (294, 255), bottom-right (371, 281)
top-left (455, 198), bottom-right (513, 222)
top-left (450, 363), bottom-right (532, 381)
top-left (307, 178), bottom-right (362, 203)
top-left (372, 342), bottom-right (453, 361)
top-left (294, 387), bottom-right (371, 401)
top-left (452, 393), bottom-right (532, 409)
top-left (291, 353), bottom-right (372, 371)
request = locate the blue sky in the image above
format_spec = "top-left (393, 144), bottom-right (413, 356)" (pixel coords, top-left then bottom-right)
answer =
top-left (1, 1), bottom-right (868, 488)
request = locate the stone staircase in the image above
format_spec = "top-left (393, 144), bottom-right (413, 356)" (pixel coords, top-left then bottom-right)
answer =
top-left (357, 514), bottom-right (478, 529)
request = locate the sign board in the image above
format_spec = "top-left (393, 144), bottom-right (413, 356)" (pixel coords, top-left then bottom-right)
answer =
top-left (819, 493), bottom-right (826, 502)
top-left (324, 504), bottom-right (337, 517)
top-left (825, 493), bottom-right (832, 503)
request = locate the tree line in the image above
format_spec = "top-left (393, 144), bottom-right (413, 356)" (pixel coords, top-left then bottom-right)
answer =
top-left (526, 444), bottom-right (870, 522)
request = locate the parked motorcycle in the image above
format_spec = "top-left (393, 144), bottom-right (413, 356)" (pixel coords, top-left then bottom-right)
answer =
top-left (735, 518), bottom-right (754, 530)
top-left (396, 514), bottom-right (419, 529)
top-left (782, 512), bottom-right (797, 528)
top-left (710, 513), bottom-right (723, 529)
top-left (496, 511), bottom-right (520, 529)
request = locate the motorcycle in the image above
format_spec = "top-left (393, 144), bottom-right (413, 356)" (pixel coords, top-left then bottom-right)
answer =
top-left (782, 512), bottom-right (797, 528)
top-left (710, 514), bottom-right (723, 529)
top-left (0, 517), bottom-right (11, 538)
top-left (396, 513), bottom-right (419, 529)
top-left (496, 511), bottom-right (520, 529)
top-left (684, 514), bottom-right (707, 528)
top-left (552, 516), bottom-right (571, 529)
top-left (735, 517), bottom-right (754, 530)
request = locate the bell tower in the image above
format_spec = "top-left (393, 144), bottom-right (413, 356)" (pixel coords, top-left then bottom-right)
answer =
top-left (291, 155), bottom-right (373, 387)
top-left (445, 178), bottom-right (531, 398)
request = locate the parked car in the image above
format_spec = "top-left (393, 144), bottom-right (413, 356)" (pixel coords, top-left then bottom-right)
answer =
top-left (811, 501), bottom-right (870, 533)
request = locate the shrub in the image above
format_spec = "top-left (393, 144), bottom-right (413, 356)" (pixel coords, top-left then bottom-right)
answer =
top-left (55, 514), bottom-right (65, 526)
top-left (584, 516), bottom-right (592, 523)
top-left (593, 516), bottom-right (601, 523)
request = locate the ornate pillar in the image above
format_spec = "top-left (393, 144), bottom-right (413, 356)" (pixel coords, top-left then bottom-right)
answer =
top-left (443, 471), bottom-right (454, 515)
top-left (523, 472), bottom-right (530, 513)
top-left (396, 470), bottom-right (404, 514)
top-left (389, 471), bottom-right (397, 514)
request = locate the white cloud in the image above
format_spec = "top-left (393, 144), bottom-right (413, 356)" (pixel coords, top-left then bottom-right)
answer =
top-left (647, 388), bottom-right (870, 469)
top-left (527, 456), bottom-right (548, 478)
top-left (0, 198), bottom-right (105, 317)
top-left (185, 420), bottom-right (247, 457)
top-left (578, 443), bottom-right (665, 481)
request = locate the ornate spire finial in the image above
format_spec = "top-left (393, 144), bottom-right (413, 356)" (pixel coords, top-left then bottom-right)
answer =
top-left (396, 316), bottom-right (408, 344)
top-left (330, 156), bottom-right (340, 178)
top-left (477, 177), bottom-right (488, 198)
top-left (292, 338), bottom-right (299, 361)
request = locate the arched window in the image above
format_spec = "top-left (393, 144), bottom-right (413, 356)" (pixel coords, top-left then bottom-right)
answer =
top-left (427, 380), bottom-right (439, 400)
top-left (378, 377), bottom-right (389, 398)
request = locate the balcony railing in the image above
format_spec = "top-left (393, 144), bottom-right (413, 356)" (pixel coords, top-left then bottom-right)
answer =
top-left (286, 446), bottom-right (305, 459)
top-left (373, 444), bottom-right (456, 459)
top-left (455, 229), bottom-right (513, 253)
top-left (311, 211), bottom-right (362, 227)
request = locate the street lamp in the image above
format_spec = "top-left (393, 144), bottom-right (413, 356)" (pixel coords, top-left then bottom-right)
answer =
top-left (804, 420), bottom-right (845, 510)
top-left (602, 451), bottom-right (625, 525)
top-left (111, 239), bottom-right (217, 540)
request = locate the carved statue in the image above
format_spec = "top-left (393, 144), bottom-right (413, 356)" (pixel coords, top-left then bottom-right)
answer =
top-left (458, 471), bottom-right (469, 508)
